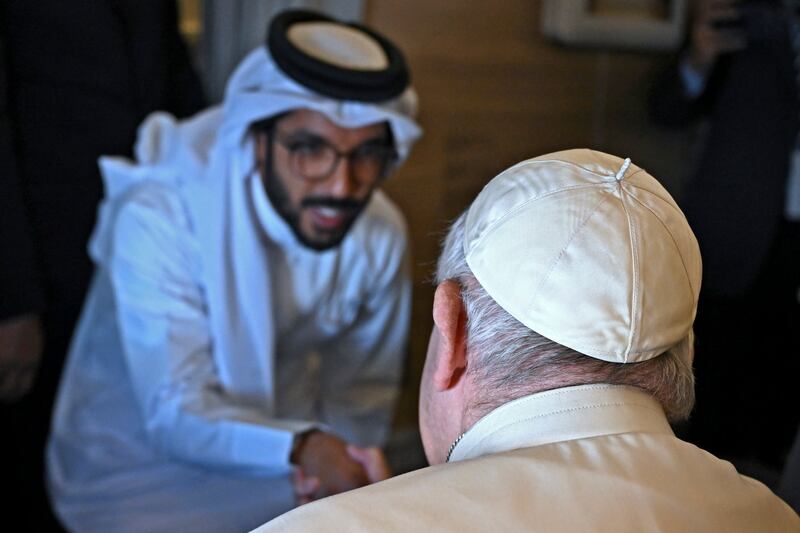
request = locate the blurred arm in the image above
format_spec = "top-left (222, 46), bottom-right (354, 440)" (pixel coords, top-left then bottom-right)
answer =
top-left (111, 0), bottom-right (206, 118)
top-left (109, 185), bottom-right (314, 475)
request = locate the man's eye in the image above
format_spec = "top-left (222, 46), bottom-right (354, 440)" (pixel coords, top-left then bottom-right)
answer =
top-left (289, 140), bottom-right (328, 157)
top-left (355, 144), bottom-right (391, 160)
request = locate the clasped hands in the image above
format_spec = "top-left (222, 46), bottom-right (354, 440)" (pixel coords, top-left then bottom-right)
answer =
top-left (290, 430), bottom-right (391, 505)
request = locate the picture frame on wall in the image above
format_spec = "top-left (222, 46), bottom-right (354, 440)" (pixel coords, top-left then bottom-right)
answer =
top-left (541, 0), bottom-right (688, 51)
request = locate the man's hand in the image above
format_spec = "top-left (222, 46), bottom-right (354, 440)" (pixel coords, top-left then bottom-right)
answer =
top-left (346, 445), bottom-right (392, 483)
top-left (0, 314), bottom-right (43, 403)
top-left (688, 0), bottom-right (748, 73)
top-left (290, 430), bottom-right (373, 503)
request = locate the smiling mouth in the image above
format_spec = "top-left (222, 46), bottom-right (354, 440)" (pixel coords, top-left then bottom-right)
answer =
top-left (308, 206), bottom-right (352, 231)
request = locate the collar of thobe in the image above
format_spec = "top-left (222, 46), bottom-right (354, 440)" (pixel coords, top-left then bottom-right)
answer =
top-left (447, 384), bottom-right (673, 463)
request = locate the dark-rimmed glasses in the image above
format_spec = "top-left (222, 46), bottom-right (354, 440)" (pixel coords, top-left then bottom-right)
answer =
top-left (271, 130), bottom-right (397, 185)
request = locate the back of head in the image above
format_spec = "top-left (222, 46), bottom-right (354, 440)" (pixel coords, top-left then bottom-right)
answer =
top-left (436, 149), bottom-right (702, 421)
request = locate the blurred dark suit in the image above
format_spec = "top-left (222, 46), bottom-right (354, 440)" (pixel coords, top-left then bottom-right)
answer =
top-left (650, 24), bottom-right (800, 471)
top-left (0, 1), bottom-right (205, 529)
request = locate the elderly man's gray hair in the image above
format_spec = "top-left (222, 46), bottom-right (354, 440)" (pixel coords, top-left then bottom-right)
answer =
top-left (435, 210), bottom-right (695, 423)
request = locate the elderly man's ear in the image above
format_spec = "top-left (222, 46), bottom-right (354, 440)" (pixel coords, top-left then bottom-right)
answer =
top-left (431, 280), bottom-right (469, 392)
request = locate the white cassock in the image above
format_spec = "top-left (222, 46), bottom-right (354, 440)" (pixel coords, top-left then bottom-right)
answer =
top-left (255, 385), bottom-right (800, 533)
top-left (47, 47), bottom-right (421, 533)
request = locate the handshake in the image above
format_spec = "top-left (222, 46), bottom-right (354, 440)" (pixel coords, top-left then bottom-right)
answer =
top-left (290, 430), bottom-right (392, 504)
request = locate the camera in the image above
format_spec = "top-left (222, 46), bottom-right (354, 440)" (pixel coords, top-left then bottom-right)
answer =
top-left (712, 1), bottom-right (790, 44)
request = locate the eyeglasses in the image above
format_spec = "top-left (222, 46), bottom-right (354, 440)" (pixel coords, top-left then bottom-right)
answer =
top-left (271, 131), bottom-right (397, 184)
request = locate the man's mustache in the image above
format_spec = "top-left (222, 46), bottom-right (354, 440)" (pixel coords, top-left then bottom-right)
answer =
top-left (301, 197), bottom-right (363, 213)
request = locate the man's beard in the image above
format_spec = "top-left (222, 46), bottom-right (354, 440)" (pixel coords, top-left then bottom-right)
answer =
top-left (262, 166), bottom-right (369, 252)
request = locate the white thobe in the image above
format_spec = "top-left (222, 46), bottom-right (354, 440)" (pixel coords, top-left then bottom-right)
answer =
top-left (47, 120), bottom-right (411, 532)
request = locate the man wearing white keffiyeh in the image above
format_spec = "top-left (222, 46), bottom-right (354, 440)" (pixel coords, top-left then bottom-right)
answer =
top-left (46, 10), bottom-right (421, 532)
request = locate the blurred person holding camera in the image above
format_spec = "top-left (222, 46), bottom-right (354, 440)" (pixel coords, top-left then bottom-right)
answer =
top-left (649, 0), bottom-right (800, 478)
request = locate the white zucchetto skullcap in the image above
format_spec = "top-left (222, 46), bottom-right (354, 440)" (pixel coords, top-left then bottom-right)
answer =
top-left (464, 149), bottom-right (702, 363)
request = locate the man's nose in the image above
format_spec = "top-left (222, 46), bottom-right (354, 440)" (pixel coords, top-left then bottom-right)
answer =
top-left (326, 156), bottom-right (357, 198)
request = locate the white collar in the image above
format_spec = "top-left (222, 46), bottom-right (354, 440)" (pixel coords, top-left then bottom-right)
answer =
top-left (449, 384), bottom-right (673, 463)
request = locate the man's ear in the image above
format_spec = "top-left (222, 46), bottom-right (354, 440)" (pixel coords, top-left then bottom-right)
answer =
top-left (431, 280), bottom-right (468, 391)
